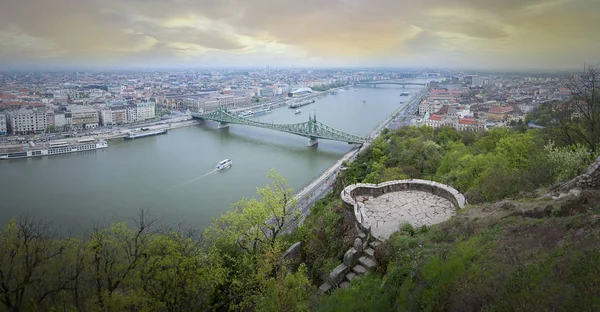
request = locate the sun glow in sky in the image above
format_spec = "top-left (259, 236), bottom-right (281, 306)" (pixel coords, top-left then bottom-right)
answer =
top-left (0, 0), bottom-right (598, 69)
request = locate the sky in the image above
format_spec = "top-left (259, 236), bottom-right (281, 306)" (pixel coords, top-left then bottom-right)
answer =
top-left (0, 0), bottom-right (598, 70)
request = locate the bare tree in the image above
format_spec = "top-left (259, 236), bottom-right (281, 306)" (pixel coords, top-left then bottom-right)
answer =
top-left (88, 209), bottom-right (157, 309)
top-left (556, 64), bottom-right (600, 152)
top-left (0, 214), bottom-right (83, 311)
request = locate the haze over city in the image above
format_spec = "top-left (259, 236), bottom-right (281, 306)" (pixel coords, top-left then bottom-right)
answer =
top-left (1, 0), bottom-right (599, 70)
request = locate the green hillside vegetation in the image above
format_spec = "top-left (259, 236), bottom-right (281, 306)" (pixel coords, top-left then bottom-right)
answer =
top-left (310, 82), bottom-right (349, 92)
top-left (2, 67), bottom-right (600, 311)
top-left (2, 125), bottom-right (599, 311)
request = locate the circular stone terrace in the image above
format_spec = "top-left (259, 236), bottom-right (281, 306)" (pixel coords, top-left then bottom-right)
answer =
top-left (341, 179), bottom-right (466, 240)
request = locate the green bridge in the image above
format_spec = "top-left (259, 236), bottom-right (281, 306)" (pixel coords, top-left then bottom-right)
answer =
top-left (191, 106), bottom-right (368, 146)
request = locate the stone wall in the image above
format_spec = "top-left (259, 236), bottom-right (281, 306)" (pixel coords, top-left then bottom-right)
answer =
top-left (560, 155), bottom-right (600, 191)
top-left (340, 179), bottom-right (466, 235)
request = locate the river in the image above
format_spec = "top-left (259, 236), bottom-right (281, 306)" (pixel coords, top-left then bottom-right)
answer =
top-left (0, 82), bottom-right (427, 232)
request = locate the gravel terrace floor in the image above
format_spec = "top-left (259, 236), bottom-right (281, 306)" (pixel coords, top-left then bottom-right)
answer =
top-left (358, 190), bottom-right (456, 240)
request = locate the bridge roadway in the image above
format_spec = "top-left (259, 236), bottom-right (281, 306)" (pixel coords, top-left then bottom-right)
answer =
top-left (354, 81), bottom-right (427, 87)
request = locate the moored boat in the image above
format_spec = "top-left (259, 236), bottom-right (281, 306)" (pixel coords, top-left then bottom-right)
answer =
top-left (0, 138), bottom-right (108, 160)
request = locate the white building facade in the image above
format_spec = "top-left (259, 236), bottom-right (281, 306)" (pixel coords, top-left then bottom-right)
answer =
top-left (135, 102), bottom-right (156, 121)
top-left (0, 114), bottom-right (7, 135)
top-left (9, 109), bottom-right (48, 134)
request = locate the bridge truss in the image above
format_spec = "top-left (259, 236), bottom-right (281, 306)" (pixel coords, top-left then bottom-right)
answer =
top-left (192, 106), bottom-right (368, 146)
top-left (355, 81), bottom-right (427, 86)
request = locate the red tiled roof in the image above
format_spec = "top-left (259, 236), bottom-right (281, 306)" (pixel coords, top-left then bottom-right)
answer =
top-left (429, 114), bottom-right (442, 121)
top-left (459, 118), bottom-right (478, 125)
top-left (488, 106), bottom-right (513, 114)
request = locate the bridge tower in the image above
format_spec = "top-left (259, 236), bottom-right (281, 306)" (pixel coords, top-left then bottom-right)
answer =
top-left (217, 105), bottom-right (230, 128)
top-left (307, 112), bottom-right (318, 147)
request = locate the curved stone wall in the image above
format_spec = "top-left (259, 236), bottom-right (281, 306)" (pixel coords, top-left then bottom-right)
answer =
top-left (341, 179), bottom-right (466, 236)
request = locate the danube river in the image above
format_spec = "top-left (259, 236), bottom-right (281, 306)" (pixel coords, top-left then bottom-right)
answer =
top-left (0, 83), bottom-right (426, 231)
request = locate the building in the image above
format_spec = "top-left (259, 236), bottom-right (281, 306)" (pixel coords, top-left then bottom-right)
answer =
top-left (472, 76), bottom-right (487, 88)
top-left (54, 113), bottom-right (67, 128)
top-left (136, 102), bottom-right (156, 121)
top-left (288, 87), bottom-right (313, 97)
top-left (457, 118), bottom-right (484, 131)
top-left (0, 114), bottom-right (6, 135)
top-left (8, 108), bottom-right (48, 134)
top-left (487, 106), bottom-right (514, 122)
top-left (185, 95), bottom-right (248, 113)
top-left (69, 107), bottom-right (99, 130)
top-left (111, 106), bottom-right (127, 125)
top-left (425, 114), bottom-right (444, 129)
top-left (126, 105), bottom-right (137, 123)
top-left (99, 109), bottom-right (114, 126)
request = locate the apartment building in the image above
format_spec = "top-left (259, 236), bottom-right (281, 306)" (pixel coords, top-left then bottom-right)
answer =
top-left (69, 107), bottom-right (99, 130)
top-left (8, 108), bottom-right (48, 134)
top-left (0, 114), bottom-right (7, 135)
top-left (136, 102), bottom-right (156, 121)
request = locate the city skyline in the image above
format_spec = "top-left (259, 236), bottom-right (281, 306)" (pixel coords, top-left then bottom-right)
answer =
top-left (1, 0), bottom-right (599, 70)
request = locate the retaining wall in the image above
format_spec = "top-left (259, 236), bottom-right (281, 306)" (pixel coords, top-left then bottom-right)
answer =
top-left (340, 179), bottom-right (466, 234)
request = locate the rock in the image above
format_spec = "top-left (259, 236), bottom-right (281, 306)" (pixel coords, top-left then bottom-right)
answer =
top-left (352, 264), bottom-right (367, 275)
top-left (538, 193), bottom-right (553, 200)
top-left (346, 272), bottom-right (357, 281)
top-left (318, 283), bottom-right (332, 294)
top-left (354, 238), bottom-right (363, 252)
top-left (329, 264), bottom-right (349, 285)
top-left (343, 248), bottom-right (358, 267)
top-left (368, 241), bottom-right (381, 249)
top-left (569, 188), bottom-right (582, 197)
top-left (364, 247), bottom-right (375, 257)
top-left (358, 256), bottom-right (377, 270)
top-left (281, 242), bottom-right (303, 272)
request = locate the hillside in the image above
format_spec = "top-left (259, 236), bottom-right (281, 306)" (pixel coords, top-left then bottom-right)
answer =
top-left (317, 190), bottom-right (600, 311)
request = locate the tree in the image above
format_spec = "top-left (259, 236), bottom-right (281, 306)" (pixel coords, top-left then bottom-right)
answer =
top-left (206, 169), bottom-right (298, 255)
top-left (554, 65), bottom-right (600, 152)
top-left (203, 170), bottom-right (300, 309)
top-left (0, 215), bottom-right (83, 311)
top-left (86, 210), bottom-right (157, 310)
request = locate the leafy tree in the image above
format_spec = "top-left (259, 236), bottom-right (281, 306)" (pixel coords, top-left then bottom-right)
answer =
top-left (256, 264), bottom-right (315, 312)
top-left (544, 142), bottom-right (596, 182)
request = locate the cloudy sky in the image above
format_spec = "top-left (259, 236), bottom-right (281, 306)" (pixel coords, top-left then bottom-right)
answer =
top-left (0, 0), bottom-right (598, 70)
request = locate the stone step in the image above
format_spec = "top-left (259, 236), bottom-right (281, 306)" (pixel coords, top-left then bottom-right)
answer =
top-left (369, 241), bottom-right (381, 249)
top-left (359, 256), bottom-right (377, 270)
top-left (346, 272), bottom-right (357, 281)
top-left (353, 264), bottom-right (367, 275)
top-left (364, 247), bottom-right (375, 257)
top-left (319, 282), bottom-right (332, 294)
top-left (357, 232), bottom-right (366, 239)
top-left (340, 281), bottom-right (350, 289)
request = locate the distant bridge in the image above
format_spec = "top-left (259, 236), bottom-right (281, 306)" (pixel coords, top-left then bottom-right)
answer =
top-left (192, 106), bottom-right (368, 146)
top-left (354, 81), bottom-right (427, 87)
